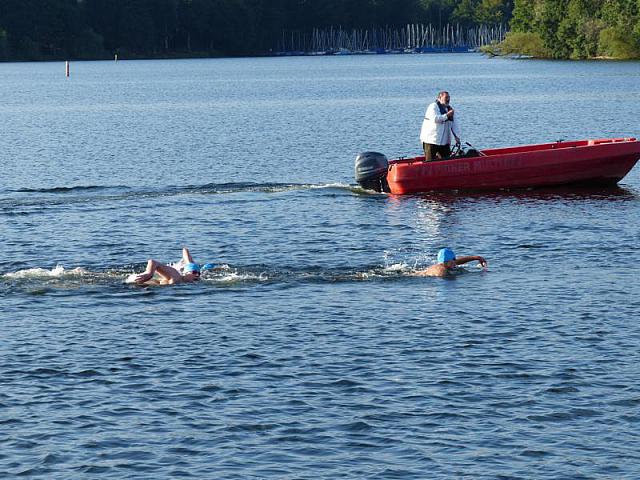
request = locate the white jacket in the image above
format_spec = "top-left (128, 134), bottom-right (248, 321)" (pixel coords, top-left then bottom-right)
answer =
top-left (420, 101), bottom-right (461, 145)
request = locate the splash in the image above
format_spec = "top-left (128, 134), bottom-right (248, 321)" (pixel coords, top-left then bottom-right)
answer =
top-left (3, 264), bottom-right (86, 279)
top-left (383, 262), bottom-right (412, 273)
top-left (204, 271), bottom-right (269, 284)
top-left (124, 264), bottom-right (269, 286)
top-left (201, 264), bottom-right (269, 284)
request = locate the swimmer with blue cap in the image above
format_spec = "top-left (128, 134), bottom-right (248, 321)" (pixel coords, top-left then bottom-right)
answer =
top-left (133, 247), bottom-right (210, 285)
top-left (413, 247), bottom-right (487, 277)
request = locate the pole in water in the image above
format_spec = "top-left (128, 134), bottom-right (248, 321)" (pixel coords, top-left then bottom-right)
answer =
top-left (115, 53), bottom-right (118, 62)
top-left (65, 61), bottom-right (70, 77)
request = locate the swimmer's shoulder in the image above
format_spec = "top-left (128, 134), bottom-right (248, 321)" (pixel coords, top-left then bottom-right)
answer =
top-left (413, 264), bottom-right (448, 277)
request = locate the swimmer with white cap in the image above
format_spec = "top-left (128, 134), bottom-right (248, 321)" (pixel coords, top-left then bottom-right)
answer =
top-left (132, 247), bottom-right (214, 285)
top-left (413, 247), bottom-right (487, 277)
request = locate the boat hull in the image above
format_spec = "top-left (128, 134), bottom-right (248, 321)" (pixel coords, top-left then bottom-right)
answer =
top-left (386, 138), bottom-right (640, 194)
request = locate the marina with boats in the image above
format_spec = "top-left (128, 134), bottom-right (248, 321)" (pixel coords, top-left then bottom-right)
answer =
top-left (274, 23), bottom-right (507, 56)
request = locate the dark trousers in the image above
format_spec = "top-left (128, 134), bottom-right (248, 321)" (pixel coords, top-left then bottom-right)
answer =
top-left (423, 143), bottom-right (451, 161)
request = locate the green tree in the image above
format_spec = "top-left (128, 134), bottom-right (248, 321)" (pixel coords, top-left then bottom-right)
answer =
top-left (452, 0), bottom-right (478, 27)
top-left (510, 0), bottom-right (540, 32)
top-left (555, 0), bottom-right (602, 58)
top-left (599, 26), bottom-right (640, 57)
top-left (495, 30), bottom-right (547, 55)
top-left (475, 0), bottom-right (510, 24)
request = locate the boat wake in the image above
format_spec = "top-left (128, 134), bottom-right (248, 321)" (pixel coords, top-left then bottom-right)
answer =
top-left (4, 182), bottom-right (357, 197)
top-left (1, 182), bottom-right (366, 216)
top-left (9, 185), bottom-right (128, 194)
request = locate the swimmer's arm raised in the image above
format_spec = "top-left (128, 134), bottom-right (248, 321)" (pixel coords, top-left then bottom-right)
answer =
top-left (182, 247), bottom-right (194, 264)
top-left (455, 256), bottom-right (487, 267)
top-left (135, 259), bottom-right (182, 284)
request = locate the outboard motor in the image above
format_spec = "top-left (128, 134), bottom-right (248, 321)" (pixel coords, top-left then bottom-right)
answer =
top-left (354, 152), bottom-right (390, 193)
top-left (462, 148), bottom-right (481, 158)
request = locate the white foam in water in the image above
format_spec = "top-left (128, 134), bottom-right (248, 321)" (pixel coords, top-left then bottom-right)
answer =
top-left (205, 270), bottom-right (268, 284)
top-left (384, 263), bottom-right (411, 273)
top-left (4, 264), bottom-right (85, 279)
top-left (355, 264), bottom-right (406, 280)
top-left (124, 264), bottom-right (268, 285)
top-left (198, 265), bottom-right (268, 283)
top-left (309, 182), bottom-right (351, 189)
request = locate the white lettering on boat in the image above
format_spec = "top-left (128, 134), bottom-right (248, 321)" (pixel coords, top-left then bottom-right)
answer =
top-left (471, 156), bottom-right (522, 172)
top-left (423, 162), bottom-right (472, 176)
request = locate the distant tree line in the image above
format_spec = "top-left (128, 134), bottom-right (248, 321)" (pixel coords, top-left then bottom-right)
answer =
top-left (2, 0), bottom-right (638, 61)
top-left (497, 0), bottom-right (640, 58)
top-left (0, 0), bottom-right (514, 61)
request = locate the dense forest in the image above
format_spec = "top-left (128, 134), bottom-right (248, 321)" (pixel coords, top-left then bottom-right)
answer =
top-left (499, 0), bottom-right (640, 58)
top-left (1, 0), bottom-right (639, 61)
top-left (0, 0), bottom-right (513, 60)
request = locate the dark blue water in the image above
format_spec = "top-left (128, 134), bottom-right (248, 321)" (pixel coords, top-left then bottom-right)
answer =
top-left (2, 54), bottom-right (640, 479)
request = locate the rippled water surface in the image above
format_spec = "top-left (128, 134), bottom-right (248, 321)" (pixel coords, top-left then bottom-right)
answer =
top-left (2, 55), bottom-right (640, 478)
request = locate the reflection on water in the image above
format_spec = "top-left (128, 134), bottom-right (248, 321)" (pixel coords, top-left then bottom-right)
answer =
top-left (411, 184), bottom-right (639, 205)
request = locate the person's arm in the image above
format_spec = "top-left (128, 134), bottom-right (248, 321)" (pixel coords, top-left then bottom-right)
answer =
top-left (135, 259), bottom-right (182, 284)
top-left (451, 111), bottom-right (461, 143)
top-left (455, 256), bottom-right (487, 268)
top-left (427, 103), bottom-right (450, 124)
top-left (134, 259), bottom-right (158, 283)
top-left (182, 247), bottom-right (194, 264)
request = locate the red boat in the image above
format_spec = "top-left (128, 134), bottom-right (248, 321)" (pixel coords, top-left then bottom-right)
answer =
top-left (354, 138), bottom-right (640, 194)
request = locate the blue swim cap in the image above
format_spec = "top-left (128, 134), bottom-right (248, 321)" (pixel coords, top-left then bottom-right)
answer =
top-left (437, 248), bottom-right (456, 263)
top-left (201, 263), bottom-right (216, 271)
top-left (183, 262), bottom-right (200, 274)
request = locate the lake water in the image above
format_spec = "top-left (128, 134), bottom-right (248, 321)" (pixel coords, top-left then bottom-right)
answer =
top-left (2, 54), bottom-right (640, 478)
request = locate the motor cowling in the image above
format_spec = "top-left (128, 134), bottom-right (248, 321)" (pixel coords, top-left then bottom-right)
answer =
top-left (354, 152), bottom-right (390, 192)
top-left (463, 148), bottom-right (480, 158)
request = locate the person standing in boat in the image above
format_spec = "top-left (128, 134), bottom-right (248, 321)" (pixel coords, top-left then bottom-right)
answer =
top-left (420, 91), bottom-right (461, 161)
